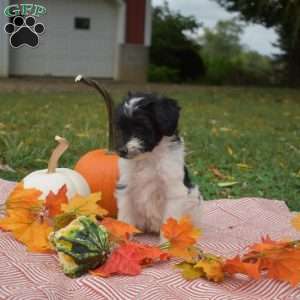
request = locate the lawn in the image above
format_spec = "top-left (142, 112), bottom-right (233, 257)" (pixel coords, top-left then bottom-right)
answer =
top-left (0, 81), bottom-right (300, 210)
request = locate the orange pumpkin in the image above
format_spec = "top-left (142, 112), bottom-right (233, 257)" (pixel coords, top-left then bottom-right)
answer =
top-left (74, 75), bottom-right (119, 217)
top-left (75, 150), bottom-right (118, 217)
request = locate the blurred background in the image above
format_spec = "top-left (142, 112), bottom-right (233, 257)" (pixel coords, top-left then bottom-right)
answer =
top-left (150, 0), bottom-right (298, 86)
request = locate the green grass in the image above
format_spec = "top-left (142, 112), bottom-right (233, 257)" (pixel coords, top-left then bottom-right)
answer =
top-left (0, 86), bottom-right (300, 210)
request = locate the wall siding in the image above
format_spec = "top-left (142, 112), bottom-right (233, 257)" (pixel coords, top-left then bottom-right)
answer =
top-left (9, 0), bottom-right (118, 78)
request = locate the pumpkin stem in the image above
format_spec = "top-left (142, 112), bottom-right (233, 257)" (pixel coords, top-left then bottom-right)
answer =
top-left (48, 136), bottom-right (69, 173)
top-left (75, 75), bottom-right (116, 152)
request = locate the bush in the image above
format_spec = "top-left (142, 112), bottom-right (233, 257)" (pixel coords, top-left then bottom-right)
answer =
top-left (148, 65), bottom-right (180, 83)
top-left (199, 19), bottom-right (274, 85)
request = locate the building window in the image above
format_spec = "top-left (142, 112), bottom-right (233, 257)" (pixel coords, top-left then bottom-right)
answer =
top-left (74, 17), bottom-right (90, 30)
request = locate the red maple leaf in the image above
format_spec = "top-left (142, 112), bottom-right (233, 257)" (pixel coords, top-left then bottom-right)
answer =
top-left (45, 185), bottom-right (68, 217)
top-left (91, 241), bottom-right (169, 277)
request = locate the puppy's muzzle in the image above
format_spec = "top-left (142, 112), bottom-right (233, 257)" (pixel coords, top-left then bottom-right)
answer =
top-left (117, 146), bottom-right (128, 158)
top-left (117, 146), bottom-right (142, 159)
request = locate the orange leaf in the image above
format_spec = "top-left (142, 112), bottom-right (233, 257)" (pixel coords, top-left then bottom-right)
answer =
top-left (248, 235), bottom-right (289, 253)
top-left (291, 214), bottom-right (300, 231)
top-left (209, 166), bottom-right (226, 180)
top-left (0, 209), bottom-right (53, 252)
top-left (6, 183), bottom-right (42, 211)
top-left (101, 217), bottom-right (141, 242)
top-left (260, 247), bottom-right (300, 287)
top-left (45, 185), bottom-right (68, 217)
top-left (91, 241), bottom-right (168, 277)
top-left (162, 216), bottom-right (201, 248)
top-left (161, 216), bottom-right (201, 260)
top-left (224, 256), bottom-right (261, 280)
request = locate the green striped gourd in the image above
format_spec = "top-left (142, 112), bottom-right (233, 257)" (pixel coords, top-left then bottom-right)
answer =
top-left (50, 216), bottom-right (110, 277)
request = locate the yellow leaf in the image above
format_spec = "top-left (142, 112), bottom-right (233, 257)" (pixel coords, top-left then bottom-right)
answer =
top-left (175, 262), bottom-right (203, 280)
top-left (61, 193), bottom-right (108, 218)
top-left (0, 209), bottom-right (53, 252)
top-left (19, 220), bottom-right (53, 252)
top-left (227, 146), bottom-right (234, 156)
top-left (217, 181), bottom-right (238, 188)
top-left (237, 163), bottom-right (252, 170)
top-left (194, 255), bottom-right (224, 282)
top-left (291, 214), bottom-right (300, 231)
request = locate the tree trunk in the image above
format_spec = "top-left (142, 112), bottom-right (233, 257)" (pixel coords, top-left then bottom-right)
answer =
top-left (278, 25), bottom-right (300, 87)
top-left (286, 38), bottom-right (300, 87)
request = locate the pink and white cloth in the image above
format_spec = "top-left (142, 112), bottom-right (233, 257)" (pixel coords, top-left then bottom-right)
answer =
top-left (0, 178), bottom-right (299, 300)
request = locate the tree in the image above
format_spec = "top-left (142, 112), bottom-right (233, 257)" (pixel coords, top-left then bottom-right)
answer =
top-left (215, 0), bottom-right (300, 86)
top-left (150, 1), bottom-right (205, 82)
top-left (199, 19), bottom-right (273, 84)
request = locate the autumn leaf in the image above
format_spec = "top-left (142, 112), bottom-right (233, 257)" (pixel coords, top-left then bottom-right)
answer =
top-left (101, 217), bottom-right (141, 242)
top-left (91, 241), bottom-right (168, 277)
top-left (161, 217), bottom-right (201, 247)
top-left (5, 183), bottom-right (42, 211)
top-left (61, 193), bottom-right (107, 218)
top-left (194, 254), bottom-right (224, 282)
top-left (0, 209), bottom-right (53, 252)
top-left (224, 256), bottom-right (261, 280)
top-left (237, 163), bottom-right (252, 170)
top-left (161, 216), bottom-right (202, 260)
top-left (53, 212), bottom-right (77, 231)
top-left (217, 181), bottom-right (238, 188)
top-left (209, 166), bottom-right (226, 180)
top-left (225, 236), bottom-right (300, 286)
top-left (175, 262), bottom-right (204, 280)
top-left (227, 146), bottom-right (234, 156)
top-left (248, 235), bottom-right (289, 253)
top-left (291, 214), bottom-right (300, 231)
top-left (45, 185), bottom-right (68, 217)
top-left (262, 247), bottom-right (300, 287)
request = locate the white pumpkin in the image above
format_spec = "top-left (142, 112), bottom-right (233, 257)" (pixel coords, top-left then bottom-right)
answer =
top-left (23, 168), bottom-right (90, 200)
top-left (23, 136), bottom-right (91, 200)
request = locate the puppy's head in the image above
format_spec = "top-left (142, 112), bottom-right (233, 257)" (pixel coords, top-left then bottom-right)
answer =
top-left (115, 92), bottom-right (180, 159)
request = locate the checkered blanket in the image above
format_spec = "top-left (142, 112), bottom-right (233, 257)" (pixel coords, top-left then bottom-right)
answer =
top-left (0, 179), bottom-right (299, 300)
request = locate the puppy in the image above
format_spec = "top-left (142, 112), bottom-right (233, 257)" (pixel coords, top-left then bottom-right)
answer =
top-left (115, 92), bottom-right (203, 234)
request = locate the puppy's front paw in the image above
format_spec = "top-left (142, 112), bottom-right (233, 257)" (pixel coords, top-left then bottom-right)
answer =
top-left (117, 212), bottom-right (136, 228)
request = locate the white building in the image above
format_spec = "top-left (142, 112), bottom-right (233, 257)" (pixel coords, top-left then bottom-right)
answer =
top-left (0, 0), bottom-right (152, 82)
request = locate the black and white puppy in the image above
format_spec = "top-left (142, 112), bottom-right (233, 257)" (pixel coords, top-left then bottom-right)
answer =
top-left (115, 92), bottom-right (203, 234)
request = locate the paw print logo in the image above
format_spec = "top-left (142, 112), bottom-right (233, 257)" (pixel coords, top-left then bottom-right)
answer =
top-left (4, 16), bottom-right (45, 48)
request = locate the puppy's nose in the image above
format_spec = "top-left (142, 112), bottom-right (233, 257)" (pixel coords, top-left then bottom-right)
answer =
top-left (118, 147), bottom-right (128, 158)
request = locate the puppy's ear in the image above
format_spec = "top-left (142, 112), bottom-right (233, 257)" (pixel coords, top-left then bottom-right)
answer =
top-left (153, 98), bottom-right (180, 136)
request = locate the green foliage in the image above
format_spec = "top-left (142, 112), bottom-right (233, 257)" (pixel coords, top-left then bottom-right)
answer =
top-left (215, 0), bottom-right (300, 86)
top-left (150, 1), bottom-right (205, 82)
top-left (199, 19), bottom-right (273, 85)
top-left (148, 65), bottom-right (180, 83)
top-left (0, 87), bottom-right (300, 210)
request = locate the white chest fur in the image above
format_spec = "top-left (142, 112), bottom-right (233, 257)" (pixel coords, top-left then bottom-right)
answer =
top-left (116, 136), bottom-right (198, 233)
